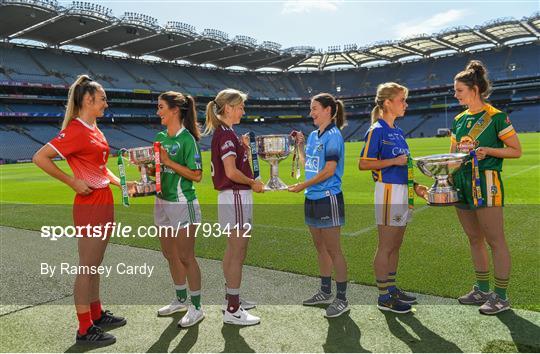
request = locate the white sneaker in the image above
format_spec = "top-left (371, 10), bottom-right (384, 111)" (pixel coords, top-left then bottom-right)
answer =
top-left (157, 298), bottom-right (188, 316)
top-left (178, 305), bottom-right (205, 328)
top-left (223, 307), bottom-right (260, 326)
top-left (221, 297), bottom-right (257, 311)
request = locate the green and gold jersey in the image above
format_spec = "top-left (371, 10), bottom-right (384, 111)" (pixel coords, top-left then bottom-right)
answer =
top-left (451, 103), bottom-right (516, 172)
top-left (155, 127), bottom-right (202, 202)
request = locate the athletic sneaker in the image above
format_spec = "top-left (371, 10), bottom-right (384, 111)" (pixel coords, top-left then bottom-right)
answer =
top-left (302, 291), bottom-right (333, 306)
top-left (458, 285), bottom-right (492, 305)
top-left (377, 297), bottom-right (412, 314)
top-left (158, 298), bottom-right (188, 316)
top-left (221, 297), bottom-right (257, 311)
top-left (178, 305), bottom-right (205, 328)
top-left (391, 288), bottom-right (417, 304)
top-left (325, 298), bottom-right (349, 318)
top-left (223, 307), bottom-right (260, 326)
top-left (76, 325), bottom-right (116, 347)
top-left (479, 293), bottom-right (511, 315)
top-left (93, 310), bottom-right (126, 329)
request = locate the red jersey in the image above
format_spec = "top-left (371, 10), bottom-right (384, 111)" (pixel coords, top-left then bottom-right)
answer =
top-left (48, 118), bottom-right (110, 189)
top-left (211, 125), bottom-right (253, 191)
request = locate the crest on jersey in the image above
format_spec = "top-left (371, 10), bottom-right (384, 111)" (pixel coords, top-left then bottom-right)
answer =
top-left (457, 135), bottom-right (478, 153)
top-left (169, 144), bottom-right (179, 156)
top-left (316, 144), bottom-right (323, 152)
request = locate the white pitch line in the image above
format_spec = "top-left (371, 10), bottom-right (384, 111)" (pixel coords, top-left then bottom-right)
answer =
top-left (506, 164), bottom-right (540, 179)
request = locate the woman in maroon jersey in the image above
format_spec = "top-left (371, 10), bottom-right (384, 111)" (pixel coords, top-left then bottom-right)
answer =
top-left (204, 88), bottom-right (264, 326)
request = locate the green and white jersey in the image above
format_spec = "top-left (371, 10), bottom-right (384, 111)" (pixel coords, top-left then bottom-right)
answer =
top-left (155, 127), bottom-right (202, 202)
top-left (451, 103), bottom-right (516, 172)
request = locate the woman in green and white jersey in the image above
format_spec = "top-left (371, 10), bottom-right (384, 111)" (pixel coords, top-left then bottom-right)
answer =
top-left (154, 91), bottom-right (204, 328)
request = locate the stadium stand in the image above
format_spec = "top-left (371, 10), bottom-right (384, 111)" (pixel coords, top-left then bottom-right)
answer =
top-left (0, 1), bottom-right (538, 162)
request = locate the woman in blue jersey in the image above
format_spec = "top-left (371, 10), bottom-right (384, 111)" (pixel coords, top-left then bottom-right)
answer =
top-left (288, 92), bottom-right (349, 318)
top-left (359, 82), bottom-right (428, 314)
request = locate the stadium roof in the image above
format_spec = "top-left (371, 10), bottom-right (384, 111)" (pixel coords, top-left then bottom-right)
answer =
top-left (1, 0), bottom-right (539, 71)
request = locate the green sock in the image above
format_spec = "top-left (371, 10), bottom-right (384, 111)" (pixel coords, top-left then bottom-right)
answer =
top-left (475, 270), bottom-right (490, 293)
top-left (175, 284), bottom-right (188, 303)
top-left (494, 277), bottom-right (509, 300)
top-left (190, 290), bottom-right (201, 310)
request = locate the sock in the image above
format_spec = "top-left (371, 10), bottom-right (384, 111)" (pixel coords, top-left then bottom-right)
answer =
top-left (90, 300), bottom-right (102, 321)
top-left (377, 279), bottom-right (391, 302)
top-left (226, 287), bottom-right (240, 313)
top-left (77, 311), bottom-right (93, 335)
top-left (336, 281), bottom-right (347, 301)
top-left (387, 272), bottom-right (397, 293)
top-left (475, 270), bottom-right (490, 293)
top-left (190, 289), bottom-right (201, 310)
top-left (494, 277), bottom-right (509, 300)
top-left (320, 276), bottom-right (332, 295)
top-left (175, 284), bottom-right (188, 303)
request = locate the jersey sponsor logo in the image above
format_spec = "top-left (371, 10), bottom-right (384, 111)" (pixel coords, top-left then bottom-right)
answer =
top-left (305, 155), bottom-right (320, 173)
top-left (221, 140), bottom-right (235, 152)
top-left (382, 140), bottom-right (395, 146)
top-left (391, 147), bottom-right (409, 156)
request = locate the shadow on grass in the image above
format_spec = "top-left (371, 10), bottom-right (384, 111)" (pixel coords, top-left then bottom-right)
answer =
top-left (383, 312), bottom-right (462, 352)
top-left (491, 310), bottom-right (540, 352)
top-left (146, 313), bottom-right (183, 352)
top-left (323, 312), bottom-right (369, 352)
top-left (221, 323), bottom-right (255, 353)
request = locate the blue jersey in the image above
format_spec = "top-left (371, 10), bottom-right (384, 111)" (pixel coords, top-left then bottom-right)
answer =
top-left (304, 123), bottom-right (344, 200)
top-left (360, 119), bottom-right (409, 184)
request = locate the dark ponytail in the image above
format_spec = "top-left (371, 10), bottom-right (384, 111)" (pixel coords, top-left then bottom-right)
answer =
top-left (312, 92), bottom-right (347, 129)
top-left (454, 60), bottom-right (492, 99)
top-left (158, 91), bottom-right (201, 141)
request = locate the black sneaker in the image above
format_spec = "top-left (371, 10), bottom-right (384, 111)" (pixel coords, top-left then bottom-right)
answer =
top-left (391, 288), bottom-right (417, 304)
top-left (377, 296), bottom-right (412, 314)
top-left (93, 310), bottom-right (127, 329)
top-left (76, 325), bottom-right (116, 347)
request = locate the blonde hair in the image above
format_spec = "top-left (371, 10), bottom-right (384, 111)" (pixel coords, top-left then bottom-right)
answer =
top-left (62, 75), bottom-right (102, 129)
top-left (204, 88), bottom-right (247, 135)
top-left (370, 82), bottom-right (409, 124)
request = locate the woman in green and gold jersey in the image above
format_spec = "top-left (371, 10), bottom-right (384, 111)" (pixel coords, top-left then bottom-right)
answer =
top-left (154, 91), bottom-right (205, 327)
top-left (451, 60), bottom-right (522, 315)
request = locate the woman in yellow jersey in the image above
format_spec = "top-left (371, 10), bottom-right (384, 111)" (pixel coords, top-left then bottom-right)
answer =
top-left (451, 60), bottom-right (521, 315)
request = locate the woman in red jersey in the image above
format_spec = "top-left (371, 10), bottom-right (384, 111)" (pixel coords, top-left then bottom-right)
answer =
top-left (33, 75), bottom-right (129, 347)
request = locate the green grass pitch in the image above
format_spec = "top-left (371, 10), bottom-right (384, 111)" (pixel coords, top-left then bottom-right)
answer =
top-left (1, 132), bottom-right (539, 310)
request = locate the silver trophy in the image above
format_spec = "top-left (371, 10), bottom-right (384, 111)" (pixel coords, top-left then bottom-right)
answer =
top-left (414, 153), bottom-right (469, 205)
top-left (125, 146), bottom-right (157, 197)
top-left (256, 134), bottom-right (295, 191)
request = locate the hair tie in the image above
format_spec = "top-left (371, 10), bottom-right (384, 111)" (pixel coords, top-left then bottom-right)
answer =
top-left (212, 101), bottom-right (219, 116)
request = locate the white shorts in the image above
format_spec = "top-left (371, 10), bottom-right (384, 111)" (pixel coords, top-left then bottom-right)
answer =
top-left (217, 189), bottom-right (253, 230)
top-left (374, 182), bottom-right (412, 227)
top-left (154, 197), bottom-right (202, 229)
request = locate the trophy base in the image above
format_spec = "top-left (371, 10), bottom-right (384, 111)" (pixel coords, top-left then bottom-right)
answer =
top-left (427, 188), bottom-right (459, 206)
top-left (264, 176), bottom-right (289, 191)
top-left (130, 191), bottom-right (156, 197)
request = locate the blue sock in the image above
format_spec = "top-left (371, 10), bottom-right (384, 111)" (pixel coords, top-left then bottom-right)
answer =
top-left (336, 281), bottom-right (347, 301)
top-left (320, 276), bottom-right (332, 294)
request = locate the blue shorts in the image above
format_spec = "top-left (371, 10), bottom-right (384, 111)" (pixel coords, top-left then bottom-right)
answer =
top-left (304, 192), bottom-right (345, 229)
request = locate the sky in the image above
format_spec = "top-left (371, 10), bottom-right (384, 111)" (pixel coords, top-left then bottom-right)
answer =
top-left (59, 0), bottom-right (539, 51)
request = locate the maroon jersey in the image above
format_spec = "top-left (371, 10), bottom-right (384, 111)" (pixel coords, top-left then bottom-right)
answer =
top-left (211, 125), bottom-right (253, 191)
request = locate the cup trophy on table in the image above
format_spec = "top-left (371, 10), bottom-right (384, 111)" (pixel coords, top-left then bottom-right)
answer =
top-left (255, 134), bottom-right (296, 191)
top-left (117, 142), bottom-right (161, 206)
top-left (413, 153), bottom-right (469, 206)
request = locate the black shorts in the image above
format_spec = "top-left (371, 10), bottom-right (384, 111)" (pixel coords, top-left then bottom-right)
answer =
top-left (304, 192), bottom-right (345, 229)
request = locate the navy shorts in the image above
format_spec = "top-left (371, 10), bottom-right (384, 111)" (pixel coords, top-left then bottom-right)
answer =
top-left (304, 192), bottom-right (345, 229)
